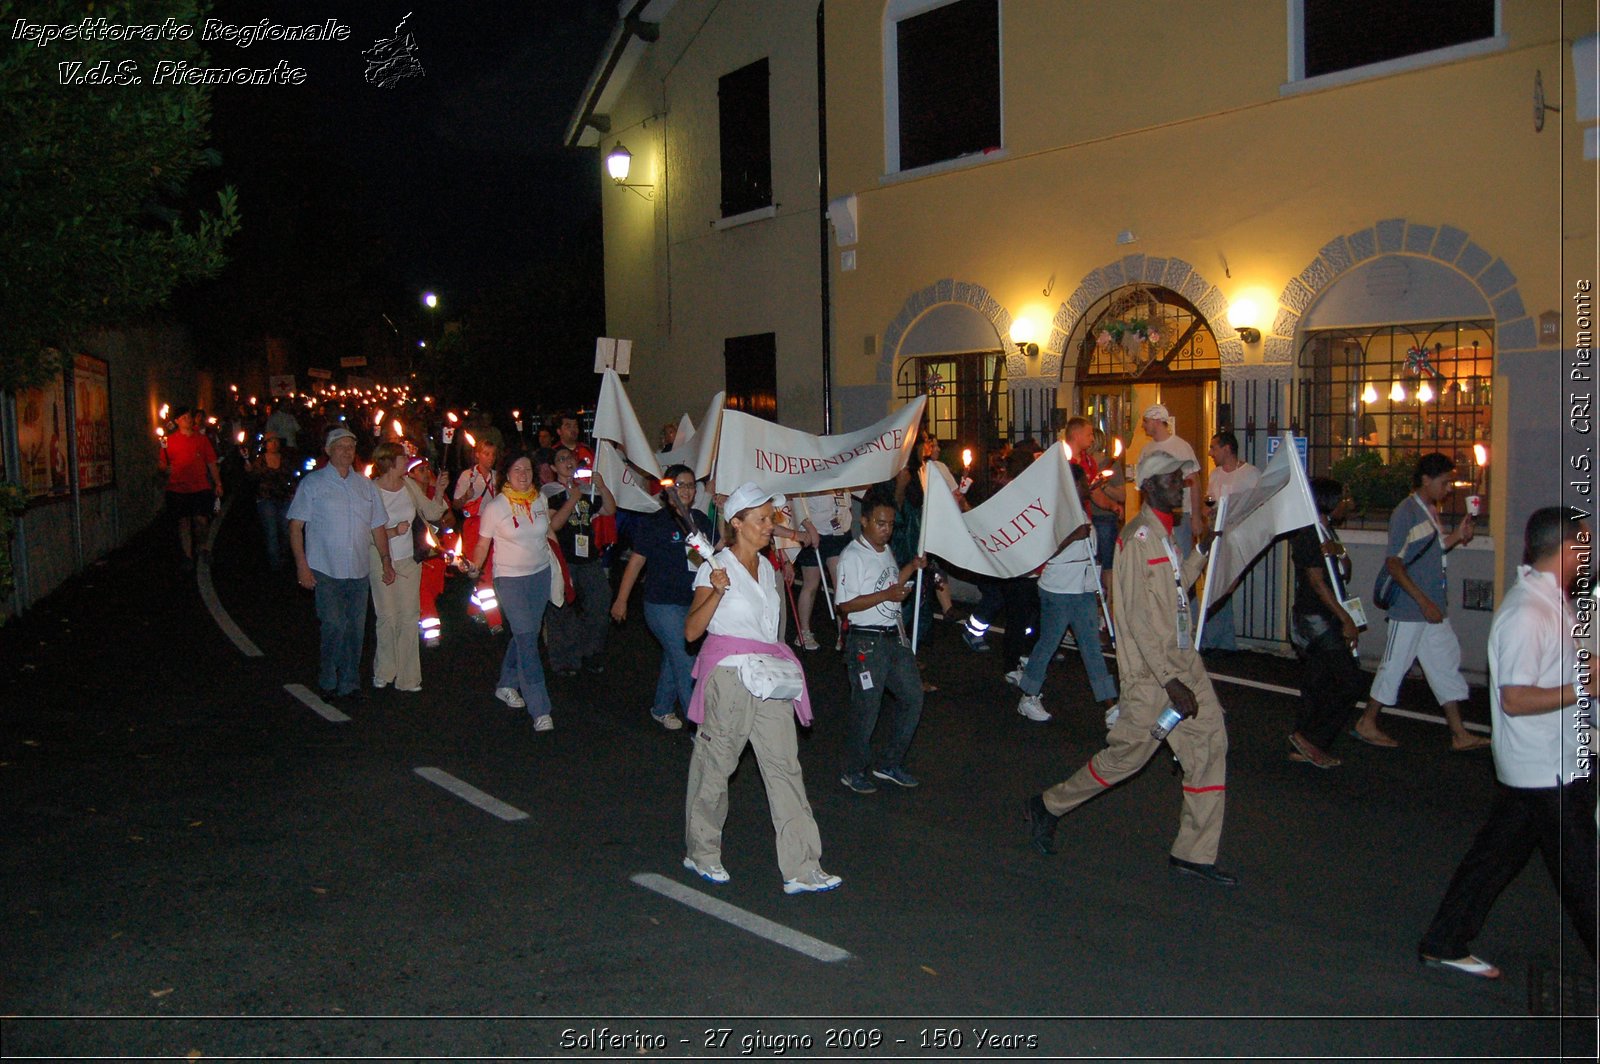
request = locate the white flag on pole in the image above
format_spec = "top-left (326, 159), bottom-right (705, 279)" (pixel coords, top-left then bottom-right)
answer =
top-left (713, 397), bottom-right (926, 494)
top-left (659, 391), bottom-right (725, 480)
top-left (921, 442), bottom-right (1088, 578)
top-left (592, 369), bottom-right (660, 470)
top-left (1197, 432), bottom-right (1319, 618)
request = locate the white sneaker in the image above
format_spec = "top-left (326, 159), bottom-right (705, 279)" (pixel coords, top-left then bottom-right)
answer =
top-left (783, 868), bottom-right (842, 894)
top-left (654, 712), bottom-right (684, 731)
top-left (1017, 693), bottom-right (1052, 722)
top-left (533, 714), bottom-right (554, 732)
top-left (1104, 703), bottom-right (1121, 727)
top-left (1004, 657), bottom-right (1028, 686)
top-left (796, 630), bottom-right (820, 651)
top-left (683, 856), bottom-right (730, 884)
top-left (495, 686), bottom-right (526, 709)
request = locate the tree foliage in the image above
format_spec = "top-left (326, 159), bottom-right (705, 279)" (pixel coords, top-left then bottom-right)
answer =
top-left (0, 0), bottom-right (240, 390)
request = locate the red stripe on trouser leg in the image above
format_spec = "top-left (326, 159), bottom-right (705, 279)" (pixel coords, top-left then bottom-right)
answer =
top-left (1088, 762), bottom-right (1112, 788)
top-left (1183, 784), bottom-right (1226, 794)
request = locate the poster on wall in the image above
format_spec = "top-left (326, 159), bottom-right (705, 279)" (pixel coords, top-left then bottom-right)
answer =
top-left (73, 353), bottom-right (113, 491)
top-left (16, 371), bottom-right (68, 498)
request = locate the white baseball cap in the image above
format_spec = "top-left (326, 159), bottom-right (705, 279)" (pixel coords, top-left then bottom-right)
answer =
top-left (723, 482), bottom-right (786, 516)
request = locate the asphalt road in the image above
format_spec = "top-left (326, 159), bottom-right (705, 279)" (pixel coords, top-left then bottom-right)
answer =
top-left (2, 502), bottom-right (1595, 1061)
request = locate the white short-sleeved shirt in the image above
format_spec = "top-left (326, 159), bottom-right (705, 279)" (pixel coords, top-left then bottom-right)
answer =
top-left (1489, 565), bottom-right (1591, 787)
top-left (377, 484), bottom-right (418, 562)
top-left (1037, 528), bottom-right (1100, 595)
top-left (802, 491), bottom-right (853, 537)
top-left (286, 464), bottom-right (389, 580)
top-left (694, 549), bottom-right (781, 660)
top-left (1144, 434), bottom-right (1199, 478)
top-left (478, 493), bottom-right (551, 577)
top-left (1207, 462), bottom-right (1260, 500)
top-left (836, 537), bottom-right (902, 628)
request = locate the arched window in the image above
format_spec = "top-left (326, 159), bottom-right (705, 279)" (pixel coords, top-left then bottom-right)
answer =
top-left (1297, 320), bottom-right (1492, 527)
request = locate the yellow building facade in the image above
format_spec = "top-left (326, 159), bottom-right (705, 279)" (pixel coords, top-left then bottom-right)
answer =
top-left (572, 0), bottom-right (1596, 670)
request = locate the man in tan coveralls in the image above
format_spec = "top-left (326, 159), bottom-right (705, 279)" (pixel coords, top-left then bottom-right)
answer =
top-left (1023, 448), bottom-right (1238, 886)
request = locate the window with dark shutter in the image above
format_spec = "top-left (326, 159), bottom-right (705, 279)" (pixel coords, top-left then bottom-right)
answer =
top-left (724, 333), bottom-right (778, 422)
top-left (1302, 0), bottom-right (1495, 79)
top-left (718, 58), bottom-right (772, 218)
top-left (896, 0), bottom-right (999, 172)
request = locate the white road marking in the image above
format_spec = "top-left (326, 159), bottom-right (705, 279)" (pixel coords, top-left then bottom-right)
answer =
top-left (989, 635), bottom-right (1491, 735)
top-left (413, 767), bottom-right (529, 821)
top-left (285, 683), bottom-right (350, 723)
top-left (631, 872), bottom-right (852, 963)
top-left (195, 498), bottom-right (263, 657)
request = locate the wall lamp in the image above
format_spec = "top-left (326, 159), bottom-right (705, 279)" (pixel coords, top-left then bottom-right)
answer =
top-left (605, 142), bottom-right (654, 200)
top-left (1009, 317), bottom-right (1040, 358)
top-left (1227, 299), bottom-right (1262, 344)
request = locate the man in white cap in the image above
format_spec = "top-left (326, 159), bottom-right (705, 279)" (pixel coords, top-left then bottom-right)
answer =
top-left (1138, 404), bottom-right (1201, 553)
top-left (1023, 448), bottom-right (1237, 886)
top-left (288, 425), bottom-right (395, 703)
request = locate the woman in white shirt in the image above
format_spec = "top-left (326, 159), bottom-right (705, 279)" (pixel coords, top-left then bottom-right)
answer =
top-left (467, 452), bottom-right (556, 731)
top-left (369, 442), bottom-right (447, 692)
top-left (681, 482), bottom-right (840, 895)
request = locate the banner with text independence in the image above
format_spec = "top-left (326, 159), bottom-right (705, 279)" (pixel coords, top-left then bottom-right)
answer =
top-left (713, 396), bottom-right (926, 494)
top-left (921, 441), bottom-right (1087, 578)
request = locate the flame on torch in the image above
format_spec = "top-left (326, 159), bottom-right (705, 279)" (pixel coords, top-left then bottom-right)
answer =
top-left (235, 430), bottom-right (246, 444)
top-left (1112, 437), bottom-right (1125, 459)
top-left (373, 408), bottom-right (385, 426)
top-left (961, 448), bottom-right (973, 470)
top-left (158, 403), bottom-right (170, 420)
top-left (363, 463), bottom-right (374, 477)
top-left (392, 419), bottom-right (404, 438)
top-left (463, 431), bottom-right (477, 448)
top-left (1473, 443), bottom-right (1488, 468)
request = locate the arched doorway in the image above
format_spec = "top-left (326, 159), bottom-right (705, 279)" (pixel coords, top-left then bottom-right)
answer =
top-left (892, 301), bottom-right (1011, 495)
top-left (1072, 284), bottom-right (1222, 480)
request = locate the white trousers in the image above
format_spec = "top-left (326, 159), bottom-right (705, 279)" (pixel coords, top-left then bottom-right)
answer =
top-left (1368, 617), bottom-right (1469, 706)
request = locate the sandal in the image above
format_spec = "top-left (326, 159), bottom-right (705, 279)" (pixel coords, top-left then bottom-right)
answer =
top-left (1420, 953), bottom-right (1500, 979)
top-left (1451, 734), bottom-right (1491, 753)
top-left (1349, 727), bottom-right (1400, 749)
top-left (1288, 732), bottom-right (1341, 769)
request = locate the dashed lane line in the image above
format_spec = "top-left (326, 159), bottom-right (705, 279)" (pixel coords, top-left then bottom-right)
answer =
top-left (195, 498), bottom-right (264, 658)
top-left (413, 766), bottom-right (530, 821)
top-left (284, 683), bottom-right (350, 723)
top-left (631, 872), bottom-right (853, 963)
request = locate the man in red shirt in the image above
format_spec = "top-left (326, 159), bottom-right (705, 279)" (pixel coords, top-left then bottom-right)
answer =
top-left (159, 407), bottom-right (222, 570)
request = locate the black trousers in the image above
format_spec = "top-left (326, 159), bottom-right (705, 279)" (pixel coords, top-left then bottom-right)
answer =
top-left (1294, 630), bottom-right (1366, 750)
top-left (1419, 776), bottom-right (1597, 961)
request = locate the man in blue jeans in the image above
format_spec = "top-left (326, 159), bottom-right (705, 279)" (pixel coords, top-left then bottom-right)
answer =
top-left (1012, 464), bottom-right (1119, 724)
top-left (288, 426), bottom-right (394, 702)
top-left (836, 490), bottom-right (926, 794)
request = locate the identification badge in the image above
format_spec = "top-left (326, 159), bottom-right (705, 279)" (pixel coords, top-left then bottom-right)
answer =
top-left (574, 533), bottom-right (590, 559)
top-left (1341, 596), bottom-right (1368, 629)
top-left (1175, 600), bottom-right (1192, 650)
top-left (858, 671), bottom-right (874, 690)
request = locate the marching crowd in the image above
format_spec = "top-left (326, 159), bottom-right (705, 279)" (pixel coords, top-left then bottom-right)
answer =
top-left (158, 394), bottom-right (1595, 971)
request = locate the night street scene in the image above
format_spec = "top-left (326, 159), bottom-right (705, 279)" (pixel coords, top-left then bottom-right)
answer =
top-left (2, 1), bottom-right (1598, 1061)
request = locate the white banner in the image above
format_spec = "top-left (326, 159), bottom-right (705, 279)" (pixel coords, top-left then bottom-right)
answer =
top-left (594, 440), bottom-right (668, 513)
top-left (592, 370), bottom-right (723, 482)
top-left (921, 442), bottom-right (1087, 578)
top-left (660, 392), bottom-right (724, 480)
top-left (1198, 432), bottom-right (1319, 616)
top-left (713, 397), bottom-right (926, 494)
top-left (592, 369), bottom-right (659, 471)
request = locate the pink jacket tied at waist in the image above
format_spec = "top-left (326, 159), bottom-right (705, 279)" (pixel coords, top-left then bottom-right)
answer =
top-left (687, 633), bottom-right (813, 726)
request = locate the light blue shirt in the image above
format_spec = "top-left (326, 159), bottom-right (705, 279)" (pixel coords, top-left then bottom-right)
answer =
top-left (1385, 493), bottom-right (1447, 622)
top-left (287, 464), bottom-right (388, 580)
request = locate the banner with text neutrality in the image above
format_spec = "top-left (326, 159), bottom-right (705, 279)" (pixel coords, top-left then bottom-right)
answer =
top-left (921, 441), bottom-right (1087, 578)
top-left (713, 396), bottom-right (926, 495)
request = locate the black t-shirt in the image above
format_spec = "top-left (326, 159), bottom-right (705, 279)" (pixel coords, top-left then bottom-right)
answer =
top-left (632, 506), bottom-right (714, 606)
top-left (1291, 522), bottom-right (1350, 623)
top-left (547, 485), bottom-right (605, 565)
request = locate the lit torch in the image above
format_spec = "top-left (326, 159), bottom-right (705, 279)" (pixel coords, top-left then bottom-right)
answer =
top-left (959, 448), bottom-right (974, 496)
